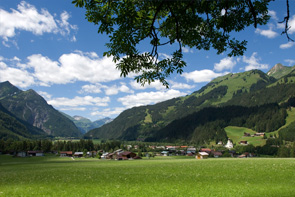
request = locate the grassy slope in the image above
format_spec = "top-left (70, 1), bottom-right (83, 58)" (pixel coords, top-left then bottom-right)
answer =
top-left (225, 107), bottom-right (295, 146)
top-left (0, 155), bottom-right (295, 196)
top-left (225, 126), bottom-right (266, 146)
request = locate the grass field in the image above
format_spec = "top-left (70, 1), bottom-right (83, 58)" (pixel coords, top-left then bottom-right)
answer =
top-left (225, 126), bottom-right (266, 146)
top-left (1, 155), bottom-right (295, 196)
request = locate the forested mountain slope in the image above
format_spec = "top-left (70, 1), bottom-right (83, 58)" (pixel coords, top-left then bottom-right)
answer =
top-left (0, 81), bottom-right (82, 138)
top-left (86, 68), bottom-right (286, 140)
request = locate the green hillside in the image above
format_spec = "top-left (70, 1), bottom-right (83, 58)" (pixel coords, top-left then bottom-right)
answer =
top-left (87, 69), bottom-right (277, 140)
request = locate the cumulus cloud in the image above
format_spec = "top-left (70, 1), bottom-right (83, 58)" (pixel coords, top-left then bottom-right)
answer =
top-left (48, 96), bottom-right (110, 108)
top-left (284, 59), bottom-right (295, 66)
top-left (91, 107), bottom-right (126, 118)
top-left (181, 69), bottom-right (225, 83)
top-left (268, 10), bottom-right (278, 21)
top-left (280, 42), bottom-right (295, 49)
top-left (214, 57), bottom-right (237, 72)
top-left (26, 51), bottom-right (122, 86)
top-left (117, 89), bottom-right (186, 108)
top-left (0, 61), bottom-right (34, 88)
top-left (0, 1), bottom-right (77, 45)
top-left (243, 52), bottom-right (269, 71)
top-left (255, 27), bottom-right (278, 39)
top-left (182, 47), bottom-right (193, 53)
top-left (79, 82), bottom-right (133, 95)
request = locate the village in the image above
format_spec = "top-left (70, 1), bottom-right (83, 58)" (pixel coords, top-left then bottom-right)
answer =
top-left (9, 137), bottom-right (257, 160)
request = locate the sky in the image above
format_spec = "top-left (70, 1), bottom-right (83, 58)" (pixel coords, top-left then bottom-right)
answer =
top-left (0, 0), bottom-right (295, 121)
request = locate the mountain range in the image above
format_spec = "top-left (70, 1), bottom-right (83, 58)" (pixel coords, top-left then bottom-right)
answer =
top-left (1, 63), bottom-right (295, 142)
top-left (85, 63), bottom-right (295, 143)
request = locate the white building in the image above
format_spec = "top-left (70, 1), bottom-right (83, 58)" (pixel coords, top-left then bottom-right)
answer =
top-left (225, 139), bottom-right (234, 149)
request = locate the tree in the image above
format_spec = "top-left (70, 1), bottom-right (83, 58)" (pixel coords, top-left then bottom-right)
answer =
top-left (73, 0), bottom-right (293, 87)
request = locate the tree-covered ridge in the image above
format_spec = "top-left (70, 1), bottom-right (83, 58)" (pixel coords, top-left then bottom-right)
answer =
top-left (0, 82), bottom-right (82, 138)
top-left (145, 104), bottom-right (286, 143)
top-left (86, 69), bottom-right (279, 139)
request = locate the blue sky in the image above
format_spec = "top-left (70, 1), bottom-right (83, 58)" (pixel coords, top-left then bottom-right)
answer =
top-left (0, 1), bottom-right (295, 121)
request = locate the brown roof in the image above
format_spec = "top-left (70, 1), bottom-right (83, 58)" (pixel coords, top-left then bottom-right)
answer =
top-left (60, 151), bottom-right (72, 154)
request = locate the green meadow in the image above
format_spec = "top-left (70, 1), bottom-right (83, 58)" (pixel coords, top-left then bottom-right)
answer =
top-left (1, 155), bottom-right (295, 196)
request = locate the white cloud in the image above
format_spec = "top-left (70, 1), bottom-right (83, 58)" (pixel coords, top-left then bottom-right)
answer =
top-left (0, 61), bottom-right (34, 88)
top-left (105, 83), bottom-right (134, 95)
top-left (130, 80), bottom-right (166, 91)
top-left (118, 89), bottom-right (186, 108)
top-left (268, 10), bottom-right (278, 21)
top-left (48, 96), bottom-right (110, 108)
top-left (26, 51), bottom-right (122, 86)
top-left (284, 59), bottom-right (295, 66)
top-left (214, 57), bottom-right (237, 71)
top-left (91, 107), bottom-right (126, 118)
top-left (280, 42), bottom-right (295, 49)
top-left (182, 69), bottom-right (225, 83)
top-left (168, 80), bottom-right (195, 90)
top-left (0, 1), bottom-right (77, 45)
top-left (255, 28), bottom-right (278, 38)
top-left (38, 91), bottom-right (52, 100)
top-left (80, 82), bottom-right (133, 95)
top-left (182, 47), bottom-right (193, 53)
top-left (243, 52), bottom-right (269, 71)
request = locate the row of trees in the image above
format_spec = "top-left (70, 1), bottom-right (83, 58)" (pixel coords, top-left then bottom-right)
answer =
top-left (0, 139), bottom-right (123, 153)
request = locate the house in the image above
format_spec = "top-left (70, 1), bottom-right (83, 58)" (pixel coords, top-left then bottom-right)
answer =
top-left (255, 133), bottom-right (265, 137)
top-left (119, 151), bottom-right (137, 159)
top-left (60, 151), bottom-right (73, 157)
top-left (187, 147), bottom-right (197, 154)
top-left (87, 151), bottom-right (97, 157)
top-left (27, 151), bottom-right (44, 157)
top-left (212, 151), bottom-right (223, 158)
top-left (161, 151), bottom-right (169, 156)
top-left (244, 132), bottom-right (251, 137)
top-left (217, 141), bottom-right (223, 145)
top-left (17, 151), bottom-right (27, 157)
top-left (74, 152), bottom-right (83, 157)
top-left (239, 141), bottom-right (248, 145)
top-left (196, 152), bottom-right (209, 159)
top-left (199, 148), bottom-right (211, 154)
top-left (225, 139), bottom-right (234, 149)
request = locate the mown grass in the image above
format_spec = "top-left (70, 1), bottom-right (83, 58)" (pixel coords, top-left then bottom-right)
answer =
top-left (225, 126), bottom-right (266, 146)
top-left (1, 155), bottom-right (295, 196)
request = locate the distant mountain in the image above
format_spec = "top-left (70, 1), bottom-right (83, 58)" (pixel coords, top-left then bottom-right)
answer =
top-left (62, 113), bottom-right (112, 134)
top-left (0, 81), bottom-right (82, 138)
top-left (267, 63), bottom-right (295, 79)
top-left (85, 69), bottom-right (279, 140)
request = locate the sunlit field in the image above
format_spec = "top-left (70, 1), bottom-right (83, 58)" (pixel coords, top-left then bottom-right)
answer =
top-left (0, 155), bottom-right (295, 196)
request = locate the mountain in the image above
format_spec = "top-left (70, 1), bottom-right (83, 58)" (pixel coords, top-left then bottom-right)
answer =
top-left (86, 69), bottom-right (280, 140)
top-left (0, 81), bottom-right (82, 137)
top-left (62, 113), bottom-right (113, 134)
top-left (0, 102), bottom-right (48, 140)
top-left (267, 63), bottom-right (295, 79)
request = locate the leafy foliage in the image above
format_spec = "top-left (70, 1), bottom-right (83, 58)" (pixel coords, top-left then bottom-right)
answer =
top-left (73, 0), bottom-right (270, 86)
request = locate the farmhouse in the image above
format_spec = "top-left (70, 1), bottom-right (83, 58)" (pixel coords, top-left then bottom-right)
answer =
top-left (255, 133), bottom-right (265, 137)
top-left (187, 147), bottom-right (197, 154)
top-left (27, 151), bottom-right (44, 157)
top-left (196, 152), bottom-right (209, 159)
top-left (199, 148), bottom-right (211, 154)
top-left (119, 151), bottom-right (137, 160)
top-left (60, 151), bottom-right (73, 157)
top-left (239, 141), bottom-right (248, 145)
top-left (17, 151), bottom-right (27, 157)
top-left (161, 151), bottom-right (169, 156)
top-left (212, 151), bottom-right (223, 158)
top-left (74, 152), bottom-right (83, 157)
